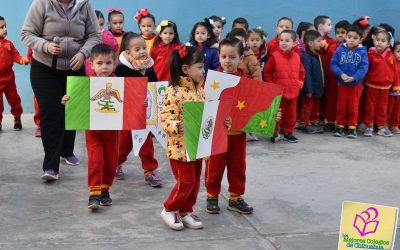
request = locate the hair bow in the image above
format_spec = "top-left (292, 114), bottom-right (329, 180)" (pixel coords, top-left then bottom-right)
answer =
top-left (157, 20), bottom-right (170, 34)
top-left (135, 8), bottom-right (149, 22)
top-left (106, 8), bottom-right (123, 13)
top-left (389, 32), bottom-right (395, 47)
top-left (359, 16), bottom-right (370, 28)
top-left (178, 46), bottom-right (188, 59)
top-left (203, 18), bottom-right (215, 30)
top-left (255, 26), bottom-right (268, 38)
top-left (221, 17), bottom-right (227, 25)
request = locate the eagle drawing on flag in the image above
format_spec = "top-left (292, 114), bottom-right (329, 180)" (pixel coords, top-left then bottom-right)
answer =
top-left (91, 82), bottom-right (123, 112)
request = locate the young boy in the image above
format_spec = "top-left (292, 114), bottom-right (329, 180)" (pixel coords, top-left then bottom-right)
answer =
top-left (299, 30), bottom-right (325, 134)
top-left (324, 20), bottom-right (351, 132)
top-left (330, 26), bottom-right (369, 139)
top-left (264, 30), bottom-right (305, 143)
top-left (231, 17), bottom-right (249, 31)
top-left (267, 17), bottom-right (297, 58)
top-left (314, 15), bottom-right (336, 52)
top-left (62, 44), bottom-right (120, 209)
top-left (0, 16), bottom-right (29, 131)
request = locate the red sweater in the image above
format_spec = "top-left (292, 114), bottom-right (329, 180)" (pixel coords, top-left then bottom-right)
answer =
top-left (364, 48), bottom-right (397, 89)
top-left (264, 47), bottom-right (305, 99)
top-left (150, 42), bottom-right (183, 81)
top-left (0, 38), bottom-right (24, 74)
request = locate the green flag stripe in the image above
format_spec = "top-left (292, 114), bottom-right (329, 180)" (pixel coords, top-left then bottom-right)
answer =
top-left (65, 76), bottom-right (90, 130)
top-left (183, 102), bottom-right (204, 161)
top-left (242, 96), bottom-right (282, 138)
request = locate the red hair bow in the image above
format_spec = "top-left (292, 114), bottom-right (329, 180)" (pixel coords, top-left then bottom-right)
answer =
top-left (135, 9), bottom-right (150, 22)
top-left (106, 8), bottom-right (123, 13)
top-left (178, 46), bottom-right (187, 59)
top-left (359, 16), bottom-right (370, 28)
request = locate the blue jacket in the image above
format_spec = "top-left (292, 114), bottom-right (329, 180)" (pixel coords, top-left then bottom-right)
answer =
top-left (186, 41), bottom-right (220, 73)
top-left (330, 43), bottom-right (369, 86)
top-left (301, 50), bottom-right (325, 97)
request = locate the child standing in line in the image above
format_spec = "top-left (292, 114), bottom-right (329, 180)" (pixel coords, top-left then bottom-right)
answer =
top-left (114, 32), bottom-right (162, 187)
top-left (231, 17), bottom-right (249, 31)
top-left (205, 37), bottom-right (253, 215)
top-left (0, 16), bottom-right (29, 132)
top-left (314, 16), bottom-right (336, 52)
top-left (387, 41), bottom-right (400, 134)
top-left (209, 15), bottom-right (226, 43)
top-left (247, 28), bottom-right (268, 78)
top-left (135, 8), bottom-right (157, 52)
top-left (296, 22), bottom-right (316, 57)
top-left (330, 26), bottom-right (369, 139)
top-left (363, 29), bottom-right (397, 137)
top-left (264, 30), bottom-right (306, 143)
top-left (107, 8), bottom-right (125, 63)
top-left (186, 18), bottom-right (220, 73)
top-left (266, 17), bottom-right (298, 58)
top-left (150, 20), bottom-right (183, 81)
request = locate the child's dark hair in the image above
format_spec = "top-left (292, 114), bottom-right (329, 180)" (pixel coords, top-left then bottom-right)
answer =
top-left (169, 46), bottom-right (204, 85)
top-left (304, 30), bottom-right (321, 46)
top-left (277, 17), bottom-right (293, 27)
top-left (280, 30), bottom-right (297, 41)
top-left (121, 32), bottom-right (143, 51)
top-left (296, 22), bottom-right (314, 38)
top-left (139, 13), bottom-right (156, 25)
top-left (227, 28), bottom-right (247, 40)
top-left (232, 17), bottom-right (249, 30)
top-left (247, 28), bottom-right (267, 51)
top-left (393, 41), bottom-right (400, 51)
top-left (190, 21), bottom-right (219, 45)
top-left (347, 25), bottom-right (363, 38)
top-left (90, 44), bottom-right (115, 61)
top-left (209, 16), bottom-right (226, 26)
top-left (218, 37), bottom-right (245, 56)
top-left (380, 23), bottom-right (395, 37)
top-left (335, 20), bottom-right (350, 31)
top-left (95, 10), bottom-right (104, 20)
top-left (154, 20), bottom-right (180, 47)
top-left (108, 10), bottom-right (124, 22)
top-left (314, 16), bottom-right (330, 29)
top-left (0, 16), bottom-right (4, 21)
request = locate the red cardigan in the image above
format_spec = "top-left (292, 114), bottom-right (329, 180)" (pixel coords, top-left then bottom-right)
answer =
top-left (364, 48), bottom-right (397, 89)
top-left (264, 47), bottom-right (305, 99)
top-left (150, 42), bottom-right (183, 81)
top-left (0, 38), bottom-right (24, 73)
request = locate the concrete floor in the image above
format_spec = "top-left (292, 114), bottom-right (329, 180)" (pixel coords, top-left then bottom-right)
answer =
top-left (0, 114), bottom-right (400, 250)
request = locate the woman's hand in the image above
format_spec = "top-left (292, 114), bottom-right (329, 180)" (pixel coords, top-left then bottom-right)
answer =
top-left (224, 117), bottom-right (232, 129)
top-left (177, 121), bottom-right (184, 135)
top-left (47, 42), bottom-right (61, 55)
top-left (70, 52), bottom-right (85, 71)
top-left (61, 95), bottom-right (69, 105)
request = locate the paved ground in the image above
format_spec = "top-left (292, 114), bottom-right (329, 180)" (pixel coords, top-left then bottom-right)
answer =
top-left (1, 114), bottom-right (400, 250)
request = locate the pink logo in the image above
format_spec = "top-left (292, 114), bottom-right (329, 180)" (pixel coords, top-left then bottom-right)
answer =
top-left (353, 207), bottom-right (380, 237)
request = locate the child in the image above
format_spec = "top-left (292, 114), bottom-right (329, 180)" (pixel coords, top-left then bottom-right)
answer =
top-left (0, 16), bottom-right (29, 132)
top-left (135, 8), bottom-right (157, 52)
top-left (324, 20), bottom-right (351, 132)
top-left (114, 32), bottom-right (161, 186)
top-left (267, 17), bottom-right (298, 58)
top-left (296, 22), bottom-right (316, 57)
top-left (160, 46), bottom-right (230, 230)
top-left (61, 44), bottom-right (120, 209)
top-left (363, 29), bottom-right (397, 137)
top-left (387, 41), bottom-right (400, 133)
top-left (205, 37), bottom-right (253, 215)
top-left (314, 16), bottom-right (336, 51)
top-left (247, 28), bottom-right (268, 77)
top-left (186, 18), bottom-right (220, 73)
top-left (264, 30), bottom-right (306, 143)
top-left (85, 10), bottom-right (118, 76)
top-left (299, 30), bottom-right (325, 134)
top-left (150, 20), bottom-right (183, 81)
top-left (231, 17), bottom-right (249, 31)
top-left (107, 8), bottom-right (125, 62)
top-left (330, 25), bottom-right (369, 138)
top-left (209, 15), bottom-right (226, 43)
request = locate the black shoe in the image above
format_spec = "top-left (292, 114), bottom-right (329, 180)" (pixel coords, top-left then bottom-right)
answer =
top-left (227, 198), bottom-right (253, 214)
top-left (14, 117), bottom-right (22, 131)
top-left (347, 129), bottom-right (357, 139)
top-left (333, 128), bottom-right (344, 137)
top-left (270, 133), bottom-right (281, 143)
top-left (100, 191), bottom-right (113, 206)
top-left (324, 123), bottom-right (335, 132)
top-left (284, 133), bottom-right (299, 143)
top-left (301, 125), bottom-right (317, 134)
top-left (313, 124), bottom-right (324, 134)
top-left (206, 197), bottom-right (220, 214)
top-left (88, 195), bottom-right (101, 209)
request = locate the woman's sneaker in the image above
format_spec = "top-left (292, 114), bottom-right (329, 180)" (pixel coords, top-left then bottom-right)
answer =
top-left (181, 213), bottom-right (203, 229)
top-left (284, 133), bottom-right (299, 143)
top-left (161, 209), bottom-right (184, 230)
top-left (145, 171), bottom-right (162, 187)
top-left (115, 165), bottom-right (125, 180)
top-left (100, 191), bottom-right (112, 206)
top-left (88, 195), bottom-right (101, 210)
top-left (41, 170), bottom-right (59, 181)
top-left (364, 127), bottom-right (374, 137)
top-left (227, 198), bottom-right (253, 214)
top-left (206, 197), bottom-right (220, 214)
top-left (61, 154), bottom-right (80, 166)
top-left (333, 127), bottom-right (345, 137)
top-left (377, 127), bottom-right (393, 137)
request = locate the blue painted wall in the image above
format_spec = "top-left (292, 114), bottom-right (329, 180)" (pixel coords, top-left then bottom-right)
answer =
top-left (3, 0), bottom-right (400, 112)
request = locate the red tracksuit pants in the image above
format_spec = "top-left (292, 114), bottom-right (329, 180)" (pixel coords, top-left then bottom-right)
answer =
top-left (0, 72), bottom-right (23, 122)
top-left (33, 96), bottom-right (40, 126)
top-left (387, 95), bottom-right (400, 127)
top-left (164, 159), bottom-right (202, 212)
top-left (118, 130), bottom-right (158, 172)
top-left (86, 130), bottom-right (119, 195)
top-left (336, 84), bottom-right (363, 129)
top-left (275, 97), bottom-right (297, 134)
top-left (299, 96), bottom-right (321, 125)
top-left (205, 133), bottom-right (246, 197)
top-left (364, 86), bottom-right (390, 127)
top-left (326, 80), bottom-right (338, 123)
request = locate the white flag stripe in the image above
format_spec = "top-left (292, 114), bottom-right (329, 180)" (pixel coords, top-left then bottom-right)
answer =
top-left (90, 77), bottom-right (124, 130)
top-left (196, 100), bottom-right (220, 159)
top-left (204, 70), bottom-right (241, 101)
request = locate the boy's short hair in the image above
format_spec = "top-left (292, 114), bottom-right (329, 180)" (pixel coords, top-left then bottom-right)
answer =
top-left (277, 17), bottom-right (293, 27)
top-left (335, 20), bottom-right (350, 31)
top-left (90, 44), bottom-right (115, 61)
top-left (314, 16), bottom-right (330, 28)
top-left (219, 37), bottom-right (244, 56)
top-left (279, 30), bottom-right (297, 42)
top-left (393, 41), bottom-right (400, 50)
top-left (227, 28), bottom-right (247, 39)
top-left (347, 25), bottom-right (363, 38)
top-left (232, 17), bottom-right (249, 30)
top-left (0, 16), bottom-right (4, 21)
top-left (304, 30), bottom-right (321, 45)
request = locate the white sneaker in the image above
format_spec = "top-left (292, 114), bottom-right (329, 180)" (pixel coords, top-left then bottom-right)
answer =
top-left (364, 127), bottom-right (374, 137)
top-left (182, 213), bottom-right (203, 229)
top-left (377, 127), bottom-right (393, 137)
top-left (161, 209), bottom-right (184, 230)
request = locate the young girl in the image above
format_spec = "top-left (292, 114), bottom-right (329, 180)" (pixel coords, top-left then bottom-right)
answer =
top-left (363, 29), bottom-right (397, 137)
top-left (84, 10), bottom-right (118, 76)
top-left (296, 22), bottom-right (316, 57)
top-left (150, 20), bottom-right (183, 81)
top-left (388, 41), bottom-right (400, 134)
top-left (186, 18), bottom-right (220, 73)
top-left (135, 8), bottom-right (157, 52)
top-left (107, 8), bottom-right (125, 62)
top-left (209, 15), bottom-right (226, 43)
top-left (114, 32), bottom-right (161, 186)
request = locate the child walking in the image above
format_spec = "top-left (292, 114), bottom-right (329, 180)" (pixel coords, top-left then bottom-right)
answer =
top-left (135, 8), bottom-right (157, 52)
top-left (387, 41), bottom-right (400, 134)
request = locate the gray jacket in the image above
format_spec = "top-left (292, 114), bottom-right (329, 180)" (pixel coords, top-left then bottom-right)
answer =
top-left (21, 0), bottom-right (101, 70)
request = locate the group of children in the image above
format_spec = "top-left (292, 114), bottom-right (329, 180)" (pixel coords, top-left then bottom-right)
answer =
top-left (1, 8), bottom-right (400, 231)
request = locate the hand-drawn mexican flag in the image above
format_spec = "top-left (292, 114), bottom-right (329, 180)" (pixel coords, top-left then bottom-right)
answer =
top-left (65, 76), bottom-right (147, 130)
top-left (205, 70), bottom-right (283, 137)
top-left (183, 100), bottom-right (233, 161)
